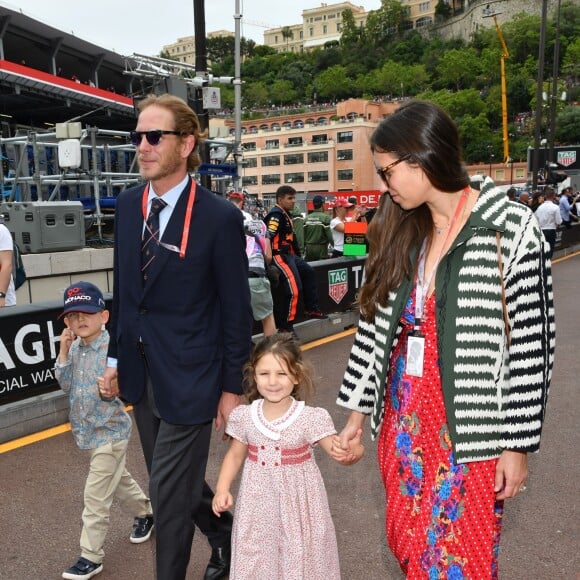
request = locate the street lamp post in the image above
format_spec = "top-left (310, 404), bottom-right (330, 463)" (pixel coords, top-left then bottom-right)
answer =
top-left (548, 0), bottom-right (562, 164)
top-left (532, 0), bottom-right (549, 191)
top-left (193, 0), bottom-right (211, 189)
top-left (232, 0), bottom-right (243, 192)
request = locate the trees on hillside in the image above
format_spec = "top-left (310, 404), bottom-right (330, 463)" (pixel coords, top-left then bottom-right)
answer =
top-left (200, 2), bottom-right (579, 161)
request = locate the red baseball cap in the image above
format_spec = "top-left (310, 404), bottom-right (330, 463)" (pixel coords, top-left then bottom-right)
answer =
top-left (334, 198), bottom-right (354, 208)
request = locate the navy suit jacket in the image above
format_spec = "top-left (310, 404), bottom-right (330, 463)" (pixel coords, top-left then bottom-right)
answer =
top-left (108, 178), bottom-right (253, 425)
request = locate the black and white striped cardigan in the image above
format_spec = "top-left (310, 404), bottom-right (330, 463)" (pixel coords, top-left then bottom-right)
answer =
top-left (337, 181), bottom-right (555, 463)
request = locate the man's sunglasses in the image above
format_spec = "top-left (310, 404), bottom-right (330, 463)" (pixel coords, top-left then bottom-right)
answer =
top-left (376, 155), bottom-right (411, 187)
top-left (130, 130), bottom-right (187, 147)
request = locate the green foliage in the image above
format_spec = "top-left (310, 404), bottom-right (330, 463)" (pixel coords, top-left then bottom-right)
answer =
top-left (226, 2), bottom-right (580, 155)
top-left (269, 79), bottom-right (297, 106)
top-left (562, 36), bottom-right (580, 76)
top-left (435, 48), bottom-right (481, 91)
top-left (555, 106), bottom-right (580, 144)
top-left (314, 65), bottom-right (355, 101)
top-left (435, 1), bottom-right (452, 20)
top-left (340, 9), bottom-right (361, 46)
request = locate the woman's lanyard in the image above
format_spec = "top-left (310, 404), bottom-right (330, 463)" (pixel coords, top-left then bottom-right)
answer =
top-left (406, 189), bottom-right (469, 378)
top-left (414, 188), bottom-right (470, 332)
top-left (141, 179), bottom-right (196, 259)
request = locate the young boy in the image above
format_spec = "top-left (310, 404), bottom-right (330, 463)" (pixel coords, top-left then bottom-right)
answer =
top-left (55, 281), bottom-right (153, 580)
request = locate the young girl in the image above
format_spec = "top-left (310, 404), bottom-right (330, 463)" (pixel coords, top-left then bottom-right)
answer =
top-left (212, 334), bottom-right (364, 580)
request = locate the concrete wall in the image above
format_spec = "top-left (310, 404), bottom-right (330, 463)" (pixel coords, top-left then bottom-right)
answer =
top-left (16, 247), bottom-right (114, 306)
top-left (430, 0), bottom-right (559, 43)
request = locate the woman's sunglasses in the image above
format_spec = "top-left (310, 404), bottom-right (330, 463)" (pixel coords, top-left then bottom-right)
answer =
top-left (376, 155), bottom-right (411, 187)
top-left (130, 130), bottom-right (186, 147)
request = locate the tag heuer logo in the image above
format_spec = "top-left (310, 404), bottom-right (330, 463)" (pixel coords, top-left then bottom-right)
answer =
top-left (557, 151), bottom-right (576, 167)
top-left (328, 268), bottom-right (348, 304)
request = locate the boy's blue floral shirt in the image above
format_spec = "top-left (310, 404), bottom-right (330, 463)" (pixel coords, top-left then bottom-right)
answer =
top-left (55, 330), bottom-right (132, 450)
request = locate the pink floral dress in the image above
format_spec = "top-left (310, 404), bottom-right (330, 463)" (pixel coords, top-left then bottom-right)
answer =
top-left (226, 398), bottom-right (341, 580)
top-left (378, 290), bottom-right (504, 579)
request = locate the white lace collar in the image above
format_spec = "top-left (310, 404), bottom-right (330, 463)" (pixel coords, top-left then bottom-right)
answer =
top-left (250, 397), bottom-right (305, 440)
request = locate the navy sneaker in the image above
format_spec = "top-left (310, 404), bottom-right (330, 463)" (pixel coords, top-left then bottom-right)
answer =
top-left (130, 515), bottom-right (154, 544)
top-left (62, 557), bottom-right (103, 579)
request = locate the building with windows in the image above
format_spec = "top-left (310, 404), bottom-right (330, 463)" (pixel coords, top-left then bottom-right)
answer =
top-left (217, 98), bottom-right (528, 207)
top-left (262, 1), bottom-right (465, 53)
top-left (223, 99), bottom-right (397, 205)
top-left (264, 2), bottom-right (367, 53)
top-left (162, 30), bottom-right (234, 64)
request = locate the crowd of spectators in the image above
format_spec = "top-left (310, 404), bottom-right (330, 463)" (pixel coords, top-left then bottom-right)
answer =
top-left (507, 184), bottom-right (579, 259)
top-left (227, 188), bottom-right (369, 336)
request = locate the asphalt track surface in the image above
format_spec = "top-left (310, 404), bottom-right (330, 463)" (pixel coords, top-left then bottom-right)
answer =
top-left (1, 253), bottom-right (578, 580)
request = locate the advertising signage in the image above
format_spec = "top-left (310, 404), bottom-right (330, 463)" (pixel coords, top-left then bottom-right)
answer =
top-left (1, 259), bottom-right (367, 406)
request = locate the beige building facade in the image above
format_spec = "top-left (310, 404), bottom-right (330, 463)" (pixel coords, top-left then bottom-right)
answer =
top-left (218, 98), bottom-right (527, 205)
top-left (262, 1), bottom-right (463, 53)
top-left (162, 30), bottom-right (234, 65)
top-left (223, 99), bottom-right (397, 203)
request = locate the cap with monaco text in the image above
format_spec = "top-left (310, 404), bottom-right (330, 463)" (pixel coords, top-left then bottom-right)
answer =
top-left (59, 281), bottom-right (105, 319)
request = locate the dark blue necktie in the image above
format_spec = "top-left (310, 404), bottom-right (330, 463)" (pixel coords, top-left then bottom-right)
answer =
top-left (141, 197), bottom-right (167, 283)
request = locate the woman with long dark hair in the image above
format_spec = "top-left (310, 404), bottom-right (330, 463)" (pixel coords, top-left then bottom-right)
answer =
top-left (335, 100), bottom-right (555, 579)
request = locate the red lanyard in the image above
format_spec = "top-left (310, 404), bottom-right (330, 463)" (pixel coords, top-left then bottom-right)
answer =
top-left (415, 187), bottom-right (470, 329)
top-left (141, 179), bottom-right (196, 259)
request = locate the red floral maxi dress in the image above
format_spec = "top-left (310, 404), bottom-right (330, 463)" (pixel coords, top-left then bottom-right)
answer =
top-left (378, 290), bottom-right (504, 579)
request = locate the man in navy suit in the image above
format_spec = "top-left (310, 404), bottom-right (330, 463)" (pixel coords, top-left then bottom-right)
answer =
top-left (102, 94), bottom-right (253, 579)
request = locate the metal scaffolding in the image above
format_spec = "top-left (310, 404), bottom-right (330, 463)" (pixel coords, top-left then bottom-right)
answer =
top-left (0, 127), bottom-right (141, 240)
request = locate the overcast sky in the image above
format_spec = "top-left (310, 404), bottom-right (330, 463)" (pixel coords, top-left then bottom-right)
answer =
top-left (8, 0), bottom-right (380, 56)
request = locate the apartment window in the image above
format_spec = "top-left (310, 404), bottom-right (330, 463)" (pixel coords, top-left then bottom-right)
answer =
top-left (287, 137), bottom-right (303, 147)
top-left (308, 170), bottom-right (329, 182)
top-left (262, 174), bottom-right (281, 185)
top-left (311, 134), bottom-right (328, 144)
top-left (419, 2), bottom-right (430, 12)
top-left (323, 25), bottom-right (328, 34)
top-left (243, 157), bottom-right (257, 168)
top-left (284, 153), bottom-right (304, 165)
top-left (300, 30), bottom-right (303, 39)
top-left (337, 23), bottom-right (342, 32)
top-left (265, 139), bottom-right (279, 149)
top-left (244, 142), bottom-right (256, 151)
top-left (337, 169), bottom-right (354, 181)
top-left (308, 151), bottom-right (328, 163)
top-left (337, 149), bottom-right (353, 161)
top-left (309, 27), bottom-right (314, 37)
top-left (242, 176), bottom-right (258, 186)
top-left (261, 155), bottom-right (280, 167)
top-left (416, 16), bottom-right (432, 28)
top-left (337, 131), bottom-right (353, 143)
top-left (284, 172), bottom-right (305, 184)
top-left (275, 35), bottom-right (278, 43)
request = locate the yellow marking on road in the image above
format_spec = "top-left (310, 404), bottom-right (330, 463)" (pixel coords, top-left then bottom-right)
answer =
top-left (3, 246), bottom-right (576, 455)
top-left (552, 250), bottom-right (580, 264)
top-left (0, 329), bottom-right (359, 454)
top-left (0, 405), bottom-right (133, 454)
top-left (301, 327), bottom-right (357, 351)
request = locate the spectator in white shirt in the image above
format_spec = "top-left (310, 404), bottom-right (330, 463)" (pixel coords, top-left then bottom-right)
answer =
top-left (0, 222), bottom-right (16, 307)
top-left (534, 188), bottom-right (562, 259)
top-left (559, 186), bottom-right (579, 229)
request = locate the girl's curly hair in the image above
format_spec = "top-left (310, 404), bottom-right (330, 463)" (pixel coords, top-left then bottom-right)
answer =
top-left (243, 333), bottom-right (314, 403)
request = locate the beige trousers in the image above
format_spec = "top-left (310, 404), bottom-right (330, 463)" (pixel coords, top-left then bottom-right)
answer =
top-left (80, 439), bottom-right (151, 563)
